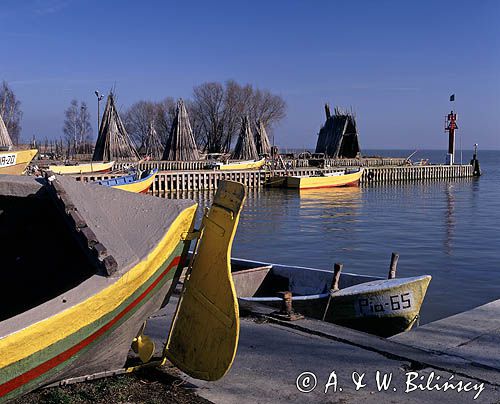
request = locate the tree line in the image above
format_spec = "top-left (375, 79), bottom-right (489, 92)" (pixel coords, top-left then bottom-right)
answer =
top-left (123, 80), bottom-right (286, 154)
top-left (0, 79), bottom-right (286, 156)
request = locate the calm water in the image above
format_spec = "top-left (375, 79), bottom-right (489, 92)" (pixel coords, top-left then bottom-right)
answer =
top-left (168, 150), bottom-right (500, 324)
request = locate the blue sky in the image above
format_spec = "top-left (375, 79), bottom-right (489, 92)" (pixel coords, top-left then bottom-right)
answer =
top-left (1, 0), bottom-right (499, 149)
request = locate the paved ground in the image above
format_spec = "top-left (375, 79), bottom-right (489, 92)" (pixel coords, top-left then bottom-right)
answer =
top-left (146, 298), bottom-right (500, 403)
top-left (392, 299), bottom-right (500, 371)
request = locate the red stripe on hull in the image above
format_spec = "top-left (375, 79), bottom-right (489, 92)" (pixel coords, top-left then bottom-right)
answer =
top-left (94, 168), bottom-right (112, 174)
top-left (0, 256), bottom-right (180, 397)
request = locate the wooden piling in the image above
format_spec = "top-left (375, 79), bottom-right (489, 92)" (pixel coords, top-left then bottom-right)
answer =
top-left (388, 252), bottom-right (399, 279)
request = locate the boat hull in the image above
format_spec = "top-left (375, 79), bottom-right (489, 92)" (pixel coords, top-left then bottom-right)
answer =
top-left (325, 276), bottom-right (431, 337)
top-left (0, 149), bottom-right (38, 175)
top-left (0, 187), bottom-right (197, 401)
top-left (286, 169), bottom-right (363, 189)
top-left (219, 158), bottom-right (265, 171)
top-left (231, 258), bottom-right (431, 337)
top-left (48, 161), bottom-right (114, 175)
top-left (95, 169), bottom-right (158, 194)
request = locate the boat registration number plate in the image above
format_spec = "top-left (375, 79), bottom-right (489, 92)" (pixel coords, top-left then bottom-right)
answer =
top-left (0, 154), bottom-right (16, 167)
top-left (355, 291), bottom-right (414, 317)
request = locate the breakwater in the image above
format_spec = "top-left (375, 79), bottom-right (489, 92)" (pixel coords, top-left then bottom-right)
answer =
top-left (76, 163), bottom-right (475, 194)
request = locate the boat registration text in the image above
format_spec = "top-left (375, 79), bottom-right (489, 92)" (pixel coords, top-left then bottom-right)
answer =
top-left (356, 292), bottom-right (414, 317)
top-left (0, 154), bottom-right (16, 167)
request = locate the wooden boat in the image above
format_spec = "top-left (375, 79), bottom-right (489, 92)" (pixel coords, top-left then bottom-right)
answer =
top-left (48, 161), bottom-right (114, 175)
top-left (0, 149), bottom-right (38, 175)
top-left (0, 175), bottom-right (245, 401)
top-left (94, 168), bottom-right (158, 193)
top-left (286, 168), bottom-right (363, 189)
top-left (210, 157), bottom-right (266, 171)
top-left (231, 257), bottom-right (431, 337)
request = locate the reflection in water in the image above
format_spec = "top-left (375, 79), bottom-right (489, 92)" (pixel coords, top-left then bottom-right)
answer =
top-left (299, 187), bottom-right (362, 220)
top-left (156, 165), bottom-right (500, 324)
top-left (444, 184), bottom-right (455, 256)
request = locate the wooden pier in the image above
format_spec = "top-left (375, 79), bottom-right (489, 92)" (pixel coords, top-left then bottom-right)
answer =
top-left (77, 163), bottom-right (475, 195)
top-left (110, 156), bottom-right (409, 172)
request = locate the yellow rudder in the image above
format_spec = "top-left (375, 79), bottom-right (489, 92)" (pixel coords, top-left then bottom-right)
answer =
top-left (165, 180), bottom-right (246, 381)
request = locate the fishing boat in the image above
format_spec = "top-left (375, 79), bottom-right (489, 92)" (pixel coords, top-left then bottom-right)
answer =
top-left (94, 168), bottom-right (158, 193)
top-left (0, 149), bottom-right (38, 175)
top-left (209, 157), bottom-right (266, 171)
top-left (230, 257), bottom-right (431, 337)
top-left (0, 175), bottom-right (245, 401)
top-left (48, 161), bottom-right (115, 175)
top-left (286, 168), bottom-right (364, 189)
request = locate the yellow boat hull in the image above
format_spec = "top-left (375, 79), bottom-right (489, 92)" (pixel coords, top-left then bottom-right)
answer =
top-left (0, 149), bottom-right (38, 175)
top-left (112, 172), bottom-right (157, 194)
top-left (48, 161), bottom-right (114, 175)
top-left (0, 176), bottom-right (245, 400)
top-left (219, 158), bottom-right (265, 171)
top-left (287, 169), bottom-right (363, 189)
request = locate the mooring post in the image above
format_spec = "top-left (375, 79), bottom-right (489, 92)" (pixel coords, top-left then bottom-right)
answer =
top-left (278, 291), bottom-right (293, 316)
top-left (331, 262), bottom-right (343, 291)
top-left (273, 291), bottom-right (304, 321)
top-left (388, 252), bottom-right (399, 279)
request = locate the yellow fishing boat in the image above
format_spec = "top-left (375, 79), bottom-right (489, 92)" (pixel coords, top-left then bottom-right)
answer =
top-left (286, 168), bottom-right (363, 189)
top-left (94, 168), bottom-right (158, 193)
top-left (48, 161), bottom-right (115, 175)
top-left (210, 157), bottom-right (266, 171)
top-left (0, 175), bottom-right (244, 401)
top-left (0, 149), bottom-right (38, 175)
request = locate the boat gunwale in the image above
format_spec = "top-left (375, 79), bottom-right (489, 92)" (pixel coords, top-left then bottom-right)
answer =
top-left (0, 177), bottom-right (196, 340)
top-left (95, 168), bottom-right (158, 187)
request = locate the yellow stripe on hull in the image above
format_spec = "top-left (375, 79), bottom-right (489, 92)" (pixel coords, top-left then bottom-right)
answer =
top-left (0, 204), bottom-right (197, 369)
top-left (0, 149), bottom-right (38, 175)
top-left (219, 158), bottom-right (265, 171)
top-left (48, 161), bottom-right (114, 175)
top-left (287, 169), bottom-right (363, 189)
top-left (112, 171), bottom-right (157, 193)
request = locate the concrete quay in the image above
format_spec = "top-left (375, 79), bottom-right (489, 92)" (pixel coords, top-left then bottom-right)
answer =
top-left (146, 297), bottom-right (500, 403)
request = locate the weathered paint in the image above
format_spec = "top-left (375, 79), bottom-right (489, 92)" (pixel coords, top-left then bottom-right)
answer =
top-left (166, 181), bottom-right (245, 381)
top-left (0, 203), bottom-right (197, 401)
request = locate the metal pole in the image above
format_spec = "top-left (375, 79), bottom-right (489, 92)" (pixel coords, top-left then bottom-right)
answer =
top-left (95, 90), bottom-right (103, 135)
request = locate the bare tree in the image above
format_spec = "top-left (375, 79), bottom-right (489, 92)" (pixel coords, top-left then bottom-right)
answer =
top-left (123, 98), bottom-right (179, 154)
top-left (123, 101), bottom-right (157, 150)
top-left (79, 102), bottom-right (93, 153)
top-left (0, 81), bottom-right (22, 145)
top-left (191, 82), bottom-right (225, 153)
top-left (63, 100), bottom-right (93, 157)
top-left (190, 80), bottom-right (286, 153)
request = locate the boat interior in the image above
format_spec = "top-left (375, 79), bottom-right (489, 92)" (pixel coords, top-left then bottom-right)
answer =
top-left (0, 193), bottom-right (95, 322)
top-left (230, 259), bottom-right (378, 299)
